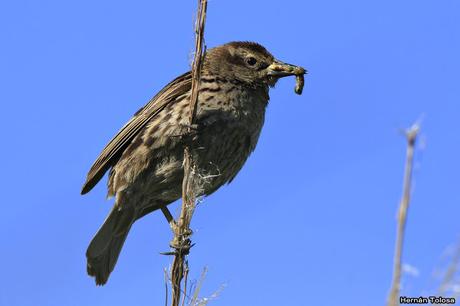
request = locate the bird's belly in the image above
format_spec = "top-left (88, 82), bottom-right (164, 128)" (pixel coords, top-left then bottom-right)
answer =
top-left (122, 98), bottom-right (266, 206)
top-left (191, 113), bottom-right (264, 195)
top-left (132, 122), bottom-right (261, 206)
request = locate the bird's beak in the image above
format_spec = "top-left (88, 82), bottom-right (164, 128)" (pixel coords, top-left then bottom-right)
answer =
top-left (267, 60), bottom-right (307, 78)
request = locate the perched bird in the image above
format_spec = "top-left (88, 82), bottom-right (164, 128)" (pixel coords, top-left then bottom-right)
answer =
top-left (81, 41), bottom-right (306, 285)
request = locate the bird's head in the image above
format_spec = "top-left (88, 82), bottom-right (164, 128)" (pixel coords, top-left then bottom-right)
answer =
top-left (203, 41), bottom-right (306, 88)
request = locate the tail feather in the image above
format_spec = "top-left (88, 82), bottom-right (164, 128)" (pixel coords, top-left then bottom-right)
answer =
top-left (86, 206), bottom-right (135, 285)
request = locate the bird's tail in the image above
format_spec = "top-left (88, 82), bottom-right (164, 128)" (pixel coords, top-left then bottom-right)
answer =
top-left (86, 206), bottom-right (135, 285)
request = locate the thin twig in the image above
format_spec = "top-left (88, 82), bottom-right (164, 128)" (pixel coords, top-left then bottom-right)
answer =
top-left (190, 267), bottom-right (209, 305)
top-left (164, 268), bottom-right (169, 306)
top-left (387, 123), bottom-right (420, 306)
top-left (163, 266), bottom-right (195, 303)
top-left (169, 1), bottom-right (208, 305)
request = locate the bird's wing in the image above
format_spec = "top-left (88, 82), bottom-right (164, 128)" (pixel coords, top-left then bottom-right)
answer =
top-left (81, 71), bottom-right (192, 195)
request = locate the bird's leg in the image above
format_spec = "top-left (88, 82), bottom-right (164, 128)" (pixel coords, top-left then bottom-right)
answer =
top-left (160, 206), bottom-right (177, 233)
top-left (159, 206), bottom-right (180, 256)
top-left (159, 205), bottom-right (194, 255)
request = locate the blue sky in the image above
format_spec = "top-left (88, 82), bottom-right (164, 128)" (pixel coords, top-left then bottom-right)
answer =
top-left (1, 0), bottom-right (459, 305)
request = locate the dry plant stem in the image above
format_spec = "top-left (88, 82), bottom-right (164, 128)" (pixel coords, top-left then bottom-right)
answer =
top-left (181, 261), bottom-right (190, 306)
top-left (170, 1), bottom-right (208, 306)
top-left (190, 267), bottom-right (209, 305)
top-left (164, 268), bottom-right (169, 306)
top-left (387, 125), bottom-right (419, 306)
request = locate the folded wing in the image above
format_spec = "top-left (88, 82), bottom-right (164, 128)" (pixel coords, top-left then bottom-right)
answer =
top-left (81, 72), bottom-right (192, 195)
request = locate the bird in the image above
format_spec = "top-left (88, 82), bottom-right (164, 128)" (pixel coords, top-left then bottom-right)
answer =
top-left (81, 41), bottom-right (306, 285)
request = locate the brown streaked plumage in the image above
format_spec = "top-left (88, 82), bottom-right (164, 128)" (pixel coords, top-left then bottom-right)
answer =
top-left (81, 41), bottom-right (306, 285)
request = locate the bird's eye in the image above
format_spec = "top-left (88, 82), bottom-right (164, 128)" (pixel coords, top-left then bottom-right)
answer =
top-left (246, 57), bottom-right (257, 66)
